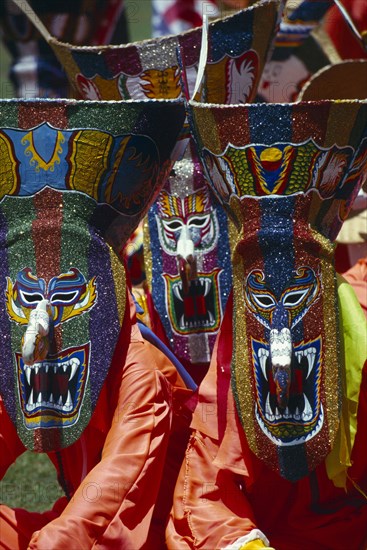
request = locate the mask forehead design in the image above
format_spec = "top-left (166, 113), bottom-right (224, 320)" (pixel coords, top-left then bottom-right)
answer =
top-left (157, 187), bottom-right (218, 255)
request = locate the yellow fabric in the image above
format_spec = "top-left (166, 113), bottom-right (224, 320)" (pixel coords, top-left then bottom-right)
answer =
top-left (325, 275), bottom-right (367, 488)
top-left (239, 540), bottom-right (275, 550)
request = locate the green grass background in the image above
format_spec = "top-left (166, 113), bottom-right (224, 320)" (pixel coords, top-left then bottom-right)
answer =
top-left (0, 1), bottom-right (152, 512)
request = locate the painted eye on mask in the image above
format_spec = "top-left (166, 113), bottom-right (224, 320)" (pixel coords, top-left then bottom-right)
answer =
top-left (162, 218), bottom-right (184, 233)
top-left (282, 288), bottom-right (311, 308)
top-left (18, 290), bottom-right (44, 306)
top-left (50, 290), bottom-right (82, 306)
top-left (251, 293), bottom-right (276, 310)
top-left (187, 215), bottom-right (209, 228)
top-left (244, 267), bottom-right (321, 329)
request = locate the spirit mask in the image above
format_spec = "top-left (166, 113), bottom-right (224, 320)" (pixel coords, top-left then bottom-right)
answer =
top-left (188, 99), bottom-right (367, 480)
top-left (145, 143), bottom-right (234, 368)
top-left (138, 0), bottom-right (282, 370)
top-left (0, 98), bottom-right (185, 452)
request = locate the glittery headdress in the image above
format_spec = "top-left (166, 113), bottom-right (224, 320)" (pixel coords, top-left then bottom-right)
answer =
top-left (10, 0), bottom-right (281, 104)
top-left (188, 98), bottom-right (367, 480)
top-left (0, 98), bottom-right (185, 452)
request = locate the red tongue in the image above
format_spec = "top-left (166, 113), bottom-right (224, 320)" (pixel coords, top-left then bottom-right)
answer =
top-left (33, 369), bottom-right (68, 401)
top-left (51, 371), bottom-right (69, 398)
top-left (290, 369), bottom-right (303, 394)
top-left (33, 371), bottom-right (51, 395)
top-left (268, 368), bottom-right (303, 395)
top-left (57, 372), bottom-right (69, 395)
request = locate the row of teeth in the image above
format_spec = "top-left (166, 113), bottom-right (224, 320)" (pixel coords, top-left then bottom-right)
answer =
top-left (23, 358), bottom-right (80, 385)
top-left (25, 389), bottom-right (73, 413)
top-left (173, 278), bottom-right (211, 300)
top-left (259, 347), bottom-right (317, 380)
top-left (256, 404), bottom-right (324, 447)
top-left (179, 311), bottom-right (215, 329)
top-left (264, 392), bottom-right (313, 422)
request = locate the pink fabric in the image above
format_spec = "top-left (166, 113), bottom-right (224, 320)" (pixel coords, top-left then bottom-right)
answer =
top-left (343, 257), bottom-right (367, 318)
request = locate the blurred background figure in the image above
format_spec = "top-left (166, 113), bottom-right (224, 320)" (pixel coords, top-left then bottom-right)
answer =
top-left (324, 0), bottom-right (367, 60)
top-left (0, 0), bottom-right (129, 98)
top-left (325, 0), bottom-right (367, 296)
top-left (152, 0), bottom-right (252, 36)
top-left (343, 255), bottom-right (367, 319)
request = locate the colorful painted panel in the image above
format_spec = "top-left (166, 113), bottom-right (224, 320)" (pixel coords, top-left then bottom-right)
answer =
top-left (0, 99), bottom-right (185, 251)
top-left (189, 100), bottom-right (367, 240)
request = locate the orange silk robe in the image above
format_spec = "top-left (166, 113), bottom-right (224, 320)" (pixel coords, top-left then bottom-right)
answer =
top-left (167, 284), bottom-right (367, 550)
top-left (0, 295), bottom-right (190, 550)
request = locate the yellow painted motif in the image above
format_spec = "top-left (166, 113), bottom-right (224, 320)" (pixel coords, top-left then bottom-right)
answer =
top-left (205, 59), bottom-right (227, 104)
top-left (68, 130), bottom-right (113, 200)
top-left (260, 147), bottom-right (282, 163)
top-left (187, 187), bottom-right (208, 214)
top-left (21, 130), bottom-right (65, 172)
top-left (58, 277), bottom-right (97, 323)
top-left (251, 145), bottom-right (294, 195)
top-left (140, 67), bottom-right (181, 99)
top-left (0, 131), bottom-right (20, 200)
top-left (5, 278), bottom-right (29, 325)
top-left (104, 136), bottom-right (131, 204)
top-left (94, 75), bottom-right (122, 100)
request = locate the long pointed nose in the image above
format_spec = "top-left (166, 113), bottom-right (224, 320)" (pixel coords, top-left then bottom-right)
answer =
top-left (177, 226), bottom-right (197, 294)
top-left (177, 225), bottom-right (194, 260)
top-left (22, 299), bottom-right (52, 366)
top-left (270, 327), bottom-right (292, 410)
